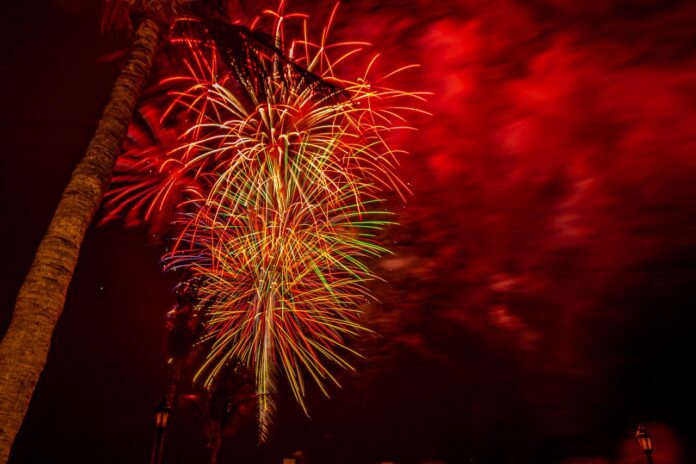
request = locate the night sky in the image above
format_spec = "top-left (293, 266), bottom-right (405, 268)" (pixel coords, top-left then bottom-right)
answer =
top-left (1, 0), bottom-right (695, 463)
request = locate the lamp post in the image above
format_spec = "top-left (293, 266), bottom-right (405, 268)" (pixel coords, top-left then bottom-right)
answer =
top-left (150, 397), bottom-right (172, 464)
top-left (635, 425), bottom-right (654, 464)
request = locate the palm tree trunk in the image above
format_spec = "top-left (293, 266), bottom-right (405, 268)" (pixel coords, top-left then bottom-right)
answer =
top-left (0, 17), bottom-right (161, 462)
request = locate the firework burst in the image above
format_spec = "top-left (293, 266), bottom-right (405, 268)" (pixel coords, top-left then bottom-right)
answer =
top-left (106, 1), bottom-right (426, 439)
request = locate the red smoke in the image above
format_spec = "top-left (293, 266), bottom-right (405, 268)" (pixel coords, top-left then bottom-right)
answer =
top-left (103, 0), bottom-right (696, 461)
top-left (293, 1), bottom-right (696, 462)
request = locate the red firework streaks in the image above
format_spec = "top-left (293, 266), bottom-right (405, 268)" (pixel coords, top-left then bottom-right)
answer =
top-left (5, 0), bottom-right (693, 461)
top-left (102, 1), bottom-right (424, 439)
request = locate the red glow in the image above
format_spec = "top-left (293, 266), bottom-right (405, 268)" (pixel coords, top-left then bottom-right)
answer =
top-left (6, 0), bottom-right (693, 462)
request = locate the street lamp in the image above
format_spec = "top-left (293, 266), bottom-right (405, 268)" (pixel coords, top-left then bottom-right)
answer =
top-left (635, 424), bottom-right (654, 464)
top-left (155, 398), bottom-right (171, 430)
top-left (150, 397), bottom-right (172, 464)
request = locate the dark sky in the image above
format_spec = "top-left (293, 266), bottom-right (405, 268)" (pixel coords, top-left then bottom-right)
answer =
top-left (1, 0), bottom-right (695, 463)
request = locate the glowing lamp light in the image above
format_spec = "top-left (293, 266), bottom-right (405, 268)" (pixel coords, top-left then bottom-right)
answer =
top-left (154, 398), bottom-right (171, 431)
top-left (635, 425), bottom-right (652, 453)
top-left (635, 425), bottom-right (654, 464)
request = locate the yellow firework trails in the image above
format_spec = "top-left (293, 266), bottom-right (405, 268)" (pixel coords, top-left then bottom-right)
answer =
top-left (113, 1), bottom-right (426, 439)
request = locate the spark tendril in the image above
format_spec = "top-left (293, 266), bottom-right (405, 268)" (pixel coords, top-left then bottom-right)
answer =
top-left (104, 1), bottom-right (425, 440)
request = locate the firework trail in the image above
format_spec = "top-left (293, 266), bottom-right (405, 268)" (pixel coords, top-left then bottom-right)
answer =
top-left (104, 1), bottom-right (425, 438)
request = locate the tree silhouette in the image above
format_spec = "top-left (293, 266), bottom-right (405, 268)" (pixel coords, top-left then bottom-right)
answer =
top-left (0, 1), bottom-right (225, 459)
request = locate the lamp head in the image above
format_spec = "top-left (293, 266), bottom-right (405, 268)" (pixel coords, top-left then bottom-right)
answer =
top-left (635, 425), bottom-right (653, 453)
top-left (155, 398), bottom-right (171, 430)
